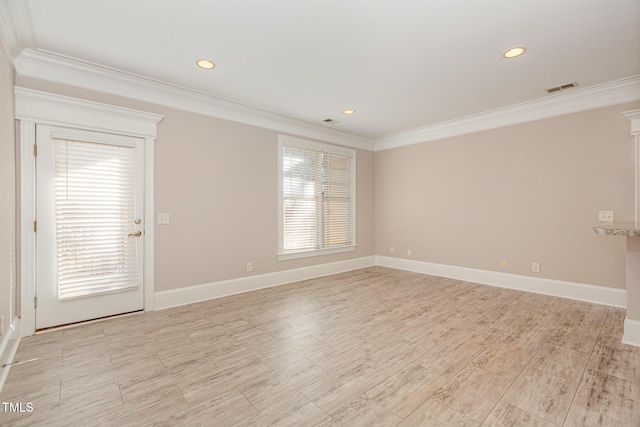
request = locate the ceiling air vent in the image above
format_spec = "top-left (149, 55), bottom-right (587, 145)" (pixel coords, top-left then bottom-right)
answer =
top-left (323, 118), bottom-right (340, 124)
top-left (545, 82), bottom-right (578, 94)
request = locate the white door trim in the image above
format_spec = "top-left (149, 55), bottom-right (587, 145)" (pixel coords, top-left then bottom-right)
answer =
top-left (15, 87), bottom-right (163, 336)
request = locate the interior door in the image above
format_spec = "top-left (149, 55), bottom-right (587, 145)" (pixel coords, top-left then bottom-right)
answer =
top-left (35, 125), bottom-right (144, 329)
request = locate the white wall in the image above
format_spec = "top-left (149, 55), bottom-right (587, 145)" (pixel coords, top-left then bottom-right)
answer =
top-left (15, 76), bottom-right (376, 293)
top-left (376, 102), bottom-right (640, 289)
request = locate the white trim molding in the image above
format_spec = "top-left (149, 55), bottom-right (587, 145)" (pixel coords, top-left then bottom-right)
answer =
top-left (15, 49), bottom-right (374, 151)
top-left (375, 256), bottom-right (627, 308)
top-left (18, 120), bottom-right (36, 337)
top-left (622, 110), bottom-right (640, 348)
top-left (15, 88), bottom-right (163, 336)
top-left (155, 256), bottom-right (376, 310)
top-left (155, 254), bottom-right (627, 313)
top-left (14, 86), bottom-right (162, 138)
top-left (623, 109), bottom-right (640, 223)
top-left (376, 75), bottom-right (640, 151)
top-left (143, 138), bottom-right (156, 312)
top-left (0, 316), bottom-right (21, 392)
top-left (625, 109), bottom-right (640, 135)
top-left (14, 50), bottom-right (640, 154)
top-left (623, 317), bottom-right (640, 347)
top-left (0, 0), bottom-right (34, 62)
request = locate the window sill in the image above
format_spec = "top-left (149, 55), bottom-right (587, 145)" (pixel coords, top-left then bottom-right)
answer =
top-left (278, 245), bottom-right (356, 261)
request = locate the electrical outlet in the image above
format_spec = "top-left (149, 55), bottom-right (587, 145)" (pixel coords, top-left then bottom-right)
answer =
top-left (500, 259), bottom-right (507, 268)
top-left (407, 249), bottom-right (412, 256)
top-left (532, 262), bottom-right (541, 273)
top-left (246, 262), bottom-right (253, 272)
top-left (598, 211), bottom-right (614, 222)
top-left (390, 247), bottom-right (395, 254)
top-left (157, 213), bottom-right (171, 224)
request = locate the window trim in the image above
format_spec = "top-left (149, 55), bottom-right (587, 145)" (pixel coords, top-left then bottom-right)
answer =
top-left (277, 135), bottom-right (356, 261)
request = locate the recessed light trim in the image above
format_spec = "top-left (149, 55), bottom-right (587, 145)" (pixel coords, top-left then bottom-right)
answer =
top-left (196, 59), bottom-right (216, 69)
top-left (343, 109), bottom-right (356, 115)
top-left (503, 47), bottom-right (526, 59)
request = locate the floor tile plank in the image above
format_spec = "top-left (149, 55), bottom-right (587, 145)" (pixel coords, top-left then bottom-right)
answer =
top-left (1, 266), bottom-right (635, 426)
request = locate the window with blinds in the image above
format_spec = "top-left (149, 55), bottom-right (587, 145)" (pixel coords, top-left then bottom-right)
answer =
top-left (54, 138), bottom-right (139, 300)
top-left (279, 136), bottom-right (355, 258)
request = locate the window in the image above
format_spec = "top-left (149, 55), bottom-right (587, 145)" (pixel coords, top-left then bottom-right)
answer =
top-left (53, 137), bottom-right (139, 300)
top-left (278, 135), bottom-right (356, 260)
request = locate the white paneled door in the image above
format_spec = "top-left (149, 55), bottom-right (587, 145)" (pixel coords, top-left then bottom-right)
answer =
top-left (35, 125), bottom-right (145, 329)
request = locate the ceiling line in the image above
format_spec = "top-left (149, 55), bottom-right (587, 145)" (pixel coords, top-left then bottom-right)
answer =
top-left (15, 49), bottom-right (375, 150)
top-left (11, 49), bottom-right (640, 152)
top-left (375, 75), bottom-right (640, 151)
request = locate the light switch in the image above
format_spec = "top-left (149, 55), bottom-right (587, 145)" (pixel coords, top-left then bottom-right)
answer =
top-left (157, 213), bottom-right (170, 225)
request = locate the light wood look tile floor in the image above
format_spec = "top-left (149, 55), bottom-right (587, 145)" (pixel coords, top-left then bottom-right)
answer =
top-left (1, 266), bottom-right (639, 426)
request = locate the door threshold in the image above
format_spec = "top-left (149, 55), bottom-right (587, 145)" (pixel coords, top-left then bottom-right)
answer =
top-left (35, 310), bottom-right (143, 334)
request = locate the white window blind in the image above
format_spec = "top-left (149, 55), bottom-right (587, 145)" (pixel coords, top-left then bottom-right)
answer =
top-left (54, 138), bottom-right (139, 300)
top-left (280, 137), bottom-right (355, 256)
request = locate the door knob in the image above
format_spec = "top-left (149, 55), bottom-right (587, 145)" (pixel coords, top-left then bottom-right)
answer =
top-left (128, 231), bottom-right (142, 237)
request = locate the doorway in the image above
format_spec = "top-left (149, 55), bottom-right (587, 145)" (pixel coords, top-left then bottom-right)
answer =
top-left (15, 87), bottom-right (163, 336)
top-left (35, 126), bottom-right (145, 329)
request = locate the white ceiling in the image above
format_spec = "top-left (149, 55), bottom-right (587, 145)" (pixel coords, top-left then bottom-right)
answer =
top-left (2, 0), bottom-right (640, 141)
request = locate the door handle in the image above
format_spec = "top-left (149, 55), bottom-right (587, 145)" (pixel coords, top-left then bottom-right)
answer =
top-left (128, 231), bottom-right (142, 237)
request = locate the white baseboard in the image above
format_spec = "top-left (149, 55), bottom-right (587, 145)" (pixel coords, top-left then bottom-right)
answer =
top-left (0, 316), bottom-right (22, 392)
top-left (375, 256), bottom-right (627, 308)
top-left (623, 318), bottom-right (640, 347)
top-left (155, 254), bottom-right (627, 312)
top-left (155, 256), bottom-right (376, 310)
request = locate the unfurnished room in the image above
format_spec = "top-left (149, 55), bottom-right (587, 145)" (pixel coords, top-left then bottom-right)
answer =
top-left (1, 1), bottom-right (640, 426)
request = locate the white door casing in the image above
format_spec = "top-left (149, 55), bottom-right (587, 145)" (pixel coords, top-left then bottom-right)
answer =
top-left (15, 87), bottom-right (163, 336)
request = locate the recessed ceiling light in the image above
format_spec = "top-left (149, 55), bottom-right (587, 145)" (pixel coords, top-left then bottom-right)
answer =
top-left (196, 59), bottom-right (216, 69)
top-left (503, 47), bottom-right (526, 59)
top-left (343, 109), bottom-right (356, 115)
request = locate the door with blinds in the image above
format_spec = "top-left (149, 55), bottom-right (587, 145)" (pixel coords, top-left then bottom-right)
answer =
top-left (35, 125), bottom-right (144, 329)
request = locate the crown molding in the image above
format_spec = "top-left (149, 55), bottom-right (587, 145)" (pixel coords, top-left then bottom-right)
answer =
top-left (12, 50), bottom-right (640, 153)
top-left (375, 75), bottom-right (640, 151)
top-left (0, 0), bottom-right (35, 63)
top-left (0, 1), bottom-right (19, 64)
top-left (14, 49), bottom-right (375, 151)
